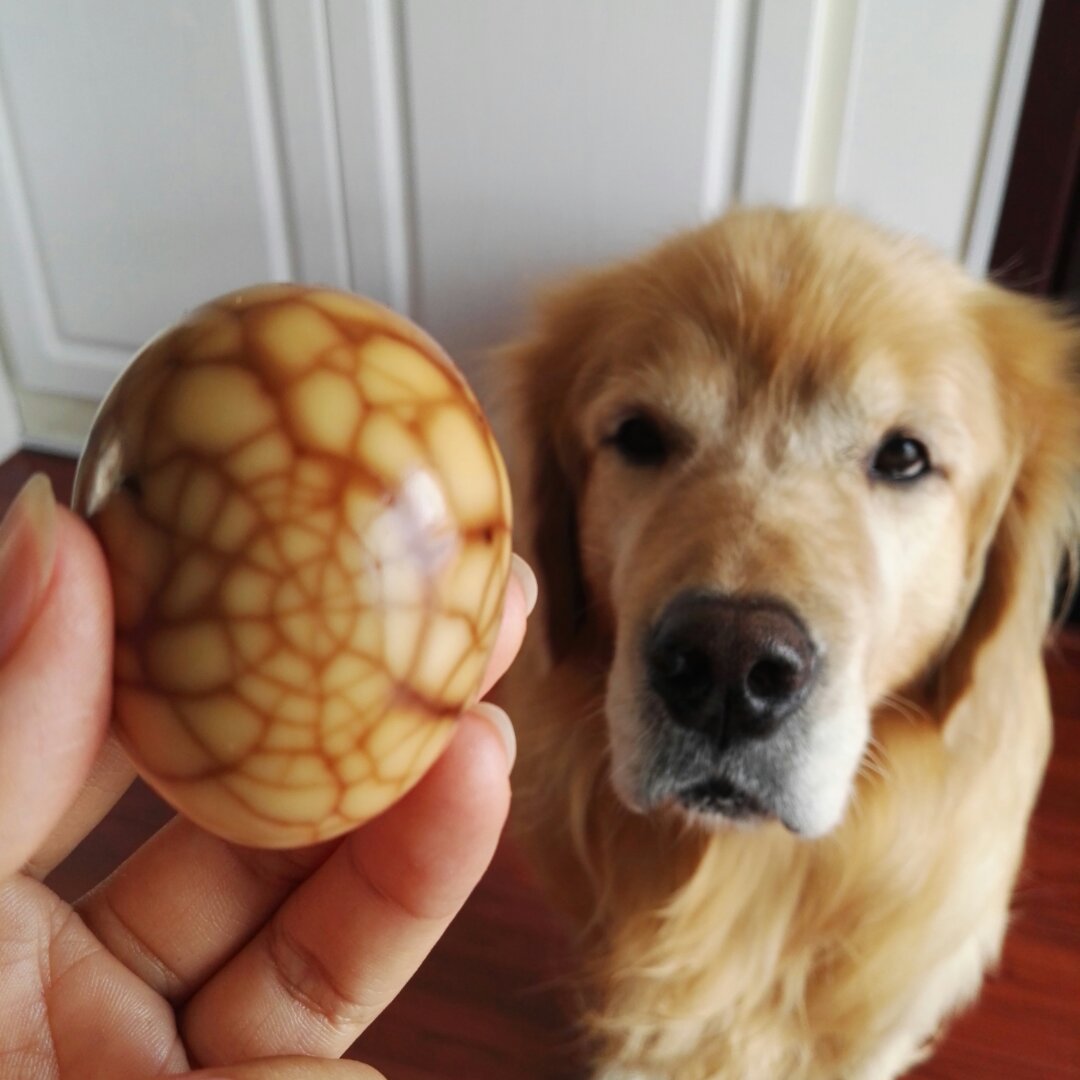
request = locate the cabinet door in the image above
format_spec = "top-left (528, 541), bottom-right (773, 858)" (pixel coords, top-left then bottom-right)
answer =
top-left (401, 0), bottom-right (741, 359)
top-left (0, 0), bottom-right (397, 403)
top-left (0, 0), bottom-right (1041, 451)
top-left (1, 1), bottom-right (280, 397)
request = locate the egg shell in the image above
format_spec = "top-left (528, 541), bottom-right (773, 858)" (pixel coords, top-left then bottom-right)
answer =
top-left (73, 284), bottom-right (512, 848)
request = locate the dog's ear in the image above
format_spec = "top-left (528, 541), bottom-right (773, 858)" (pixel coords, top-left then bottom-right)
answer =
top-left (494, 274), bottom-right (616, 664)
top-left (930, 287), bottom-right (1080, 729)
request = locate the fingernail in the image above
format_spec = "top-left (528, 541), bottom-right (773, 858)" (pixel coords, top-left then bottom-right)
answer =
top-left (0, 474), bottom-right (58, 664)
top-left (471, 701), bottom-right (517, 773)
top-left (510, 553), bottom-right (538, 616)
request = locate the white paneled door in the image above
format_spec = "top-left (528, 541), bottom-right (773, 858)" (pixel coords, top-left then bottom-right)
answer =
top-left (0, 0), bottom-right (1042, 448)
top-left (1, 1), bottom-right (289, 397)
top-left (403, 0), bottom-right (747, 356)
top-left (0, 0), bottom-right (404, 400)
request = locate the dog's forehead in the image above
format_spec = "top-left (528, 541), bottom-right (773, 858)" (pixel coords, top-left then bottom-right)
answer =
top-left (586, 314), bottom-right (991, 432)
top-left (580, 219), bottom-right (998, 441)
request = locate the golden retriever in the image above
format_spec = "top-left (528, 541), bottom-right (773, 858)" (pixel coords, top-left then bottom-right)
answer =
top-left (496, 207), bottom-right (1080, 1079)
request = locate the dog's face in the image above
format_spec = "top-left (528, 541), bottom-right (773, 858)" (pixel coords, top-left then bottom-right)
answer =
top-left (517, 210), bottom-right (1055, 838)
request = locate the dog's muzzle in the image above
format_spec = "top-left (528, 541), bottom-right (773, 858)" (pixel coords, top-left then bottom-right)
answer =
top-left (639, 591), bottom-right (816, 816)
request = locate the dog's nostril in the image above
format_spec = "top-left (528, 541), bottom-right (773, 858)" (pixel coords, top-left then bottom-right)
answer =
top-left (655, 646), bottom-right (712, 703)
top-left (746, 654), bottom-right (802, 703)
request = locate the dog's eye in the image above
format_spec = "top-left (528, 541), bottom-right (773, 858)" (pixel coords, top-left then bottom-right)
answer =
top-left (870, 433), bottom-right (932, 483)
top-left (606, 414), bottom-right (669, 466)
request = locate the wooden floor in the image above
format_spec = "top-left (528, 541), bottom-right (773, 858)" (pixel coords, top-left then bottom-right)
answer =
top-left (6, 451), bottom-right (1078, 1079)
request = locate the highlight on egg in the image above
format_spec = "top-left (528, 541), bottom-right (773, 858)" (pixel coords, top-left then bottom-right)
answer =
top-left (73, 285), bottom-right (513, 848)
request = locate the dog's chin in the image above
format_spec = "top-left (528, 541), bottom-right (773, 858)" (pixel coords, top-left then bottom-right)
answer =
top-left (645, 774), bottom-right (839, 837)
top-left (609, 744), bottom-right (847, 838)
top-left (609, 760), bottom-right (784, 831)
top-left (605, 681), bottom-right (864, 839)
top-left (673, 775), bottom-right (772, 824)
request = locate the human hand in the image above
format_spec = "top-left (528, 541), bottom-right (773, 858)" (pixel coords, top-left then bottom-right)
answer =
top-left (0, 474), bottom-right (534, 1080)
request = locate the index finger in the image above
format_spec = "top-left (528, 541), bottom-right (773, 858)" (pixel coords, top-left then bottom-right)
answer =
top-left (477, 554), bottom-right (535, 698)
top-left (181, 708), bottom-right (511, 1065)
top-left (0, 501), bottom-right (114, 881)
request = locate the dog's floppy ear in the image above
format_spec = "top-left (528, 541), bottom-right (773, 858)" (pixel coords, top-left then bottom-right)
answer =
top-left (931, 287), bottom-right (1080, 728)
top-left (495, 274), bottom-right (616, 663)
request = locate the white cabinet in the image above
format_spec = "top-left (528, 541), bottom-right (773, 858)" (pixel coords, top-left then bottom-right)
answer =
top-left (0, 0), bottom-right (1041, 450)
top-left (0, 0), bottom-right (396, 402)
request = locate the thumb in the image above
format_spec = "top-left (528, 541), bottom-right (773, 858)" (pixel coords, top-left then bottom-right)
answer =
top-left (182, 1060), bottom-right (384, 1079)
top-left (0, 475), bottom-right (114, 878)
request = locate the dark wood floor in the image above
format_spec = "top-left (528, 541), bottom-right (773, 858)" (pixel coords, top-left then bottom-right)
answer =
top-left (6, 451), bottom-right (1078, 1079)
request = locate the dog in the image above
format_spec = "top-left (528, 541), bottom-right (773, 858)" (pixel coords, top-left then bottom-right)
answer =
top-left (495, 207), bottom-right (1080, 1079)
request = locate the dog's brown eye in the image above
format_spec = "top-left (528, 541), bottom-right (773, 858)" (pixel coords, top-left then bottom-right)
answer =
top-left (607, 414), bottom-right (669, 466)
top-left (870, 433), bottom-right (931, 483)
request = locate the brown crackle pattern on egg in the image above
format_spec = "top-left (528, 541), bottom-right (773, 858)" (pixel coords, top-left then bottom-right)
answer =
top-left (73, 285), bottom-right (512, 848)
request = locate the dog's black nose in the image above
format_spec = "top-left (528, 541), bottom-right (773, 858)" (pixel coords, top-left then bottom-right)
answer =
top-left (646, 592), bottom-right (818, 744)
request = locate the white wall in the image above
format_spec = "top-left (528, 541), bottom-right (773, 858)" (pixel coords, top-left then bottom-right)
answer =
top-left (0, 346), bottom-right (20, 460)
top-left (0, 0), bottom-right (1042, 451)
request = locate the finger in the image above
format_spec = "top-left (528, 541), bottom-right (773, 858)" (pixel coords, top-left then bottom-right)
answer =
top-left (181, 711), bottom-right (511, 1064)
top-left (181, 1058), bottom-right (383, 1080)
top-left (75, 702), bottom-right (512, 1004)
top-left (77, 818), bottom-right (336, 1000)
top-left (26, 731), bottom-right (136, 879)
top-left (0, 483), bottom-right (115, 880)
top-left (75, 556), bottom-right (532, 998)
top-left (477, 552), bottom-right (534, 698)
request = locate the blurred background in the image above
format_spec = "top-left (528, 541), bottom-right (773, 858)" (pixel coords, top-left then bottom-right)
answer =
top-left (1, 0), bottom-right (1074, 459)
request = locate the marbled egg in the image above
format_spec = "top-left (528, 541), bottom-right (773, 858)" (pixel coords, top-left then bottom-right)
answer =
top-left (74, 285), bottom-right (512, 848)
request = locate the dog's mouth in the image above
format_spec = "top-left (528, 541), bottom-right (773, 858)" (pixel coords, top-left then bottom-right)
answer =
top-left (674, 776), bottom-right (769, 820)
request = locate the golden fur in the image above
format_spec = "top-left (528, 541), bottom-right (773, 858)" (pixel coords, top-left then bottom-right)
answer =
top-left (495, 208), bottom-right (1080, 1079)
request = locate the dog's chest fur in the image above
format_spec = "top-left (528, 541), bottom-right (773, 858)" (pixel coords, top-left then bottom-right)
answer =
top-left (508, 641), bottom-right (1048, 1079)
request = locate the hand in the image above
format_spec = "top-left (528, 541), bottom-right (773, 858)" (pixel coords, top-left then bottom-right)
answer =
top-left (0, 474), bottom-right (535, 1080)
